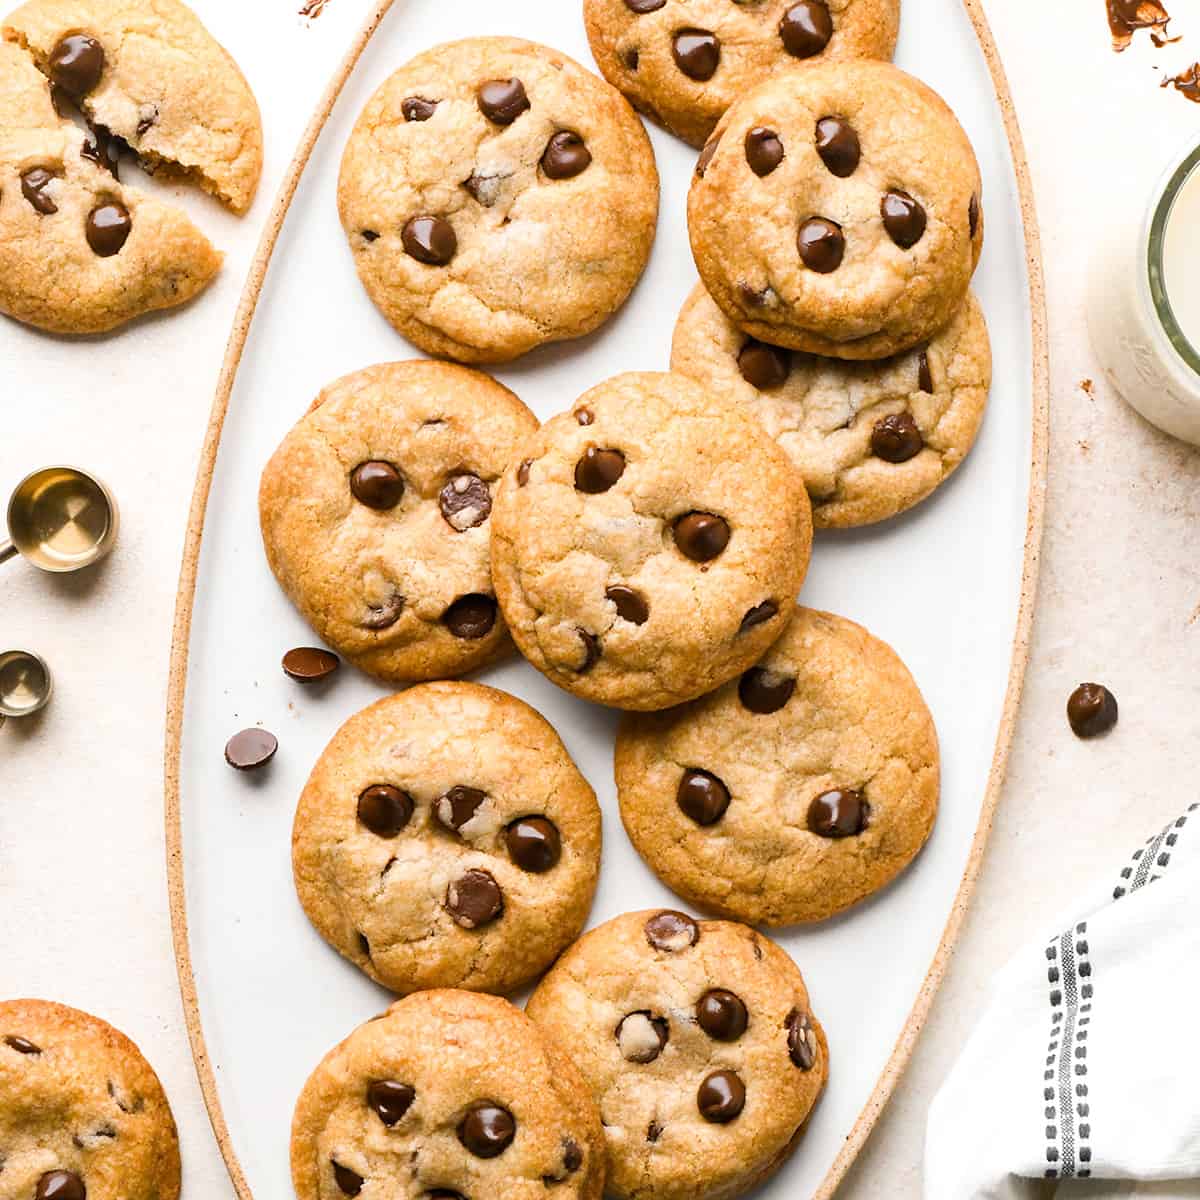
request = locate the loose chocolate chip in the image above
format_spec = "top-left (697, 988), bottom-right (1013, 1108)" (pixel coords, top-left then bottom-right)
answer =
top-left (676, 769), bottom-right (730, 826)
top-left (358, 785), bottom-right (414, 838)
top-left (871, 412), bottom-right (924, 463)
top-left (5, 1035), bottom-right (41, 1054)
top-left (402, 96), bottom-right (438, 121)
top-left (808, 788), bottom-right (869, 837)
top-left (506, 816), bottom-right (561, 872)
top-left (363, 590), bottom-right (405, 630)
top-left (697, 1070), bottom-right (746, 1123)
top-left (575, 408), bottom-right (594, 426)
top-left (368, 1080), bottom-right (415, 1125)
top-left (780, 1), bottom-right (833, 57)
top-left (881, 190), bottom-right (927, 249)
top-left (606, 585), bottom-right (649, 625)
top-left (740, 600), bottom-right (778, 632)
top-left (517, 459), bottom-right (532, 486)
top-left (697, 989), bottom-right (749, 1041)
top-left (574, 447), bottom-right (625, 493)
top-left (745, 127), bottom-right (784, 177)
top-left (224, 728), bottom-right (277, 770)
top-left (1067, 683), bottom-right (1119, 738)
top-left (282, 647), bottom-right (340, 683)
top-left (435, 785), bottom-right (487, 833)
top-left (624, 0), bottom-right (665, 10)
top-left (673, 29), bottom-right (720, 80)
top-left (36, 1173), bottom-right (86, 1200)
top-left (562, 1139), bottom-right (583, 1173)
top-left (738, 339), bottom-right (790, 389)
top-left (458, 1102), bottom-right (516, 1158)
top-left (696, 130), bottom-right (722, 177)
top-left (80, 126), bottom-right (121, 177)
top-left (576, 629), bottom-right (601, 673)
top-left (439, 473), bottom-right (491, 530)
top-left (616, 1012), bottom-right (669, 1063)
top-left (673, 512), bottom-right (730, 562)
top-left (542, 131), bottom-right (592, 180)
top-left (798, 216), bottom-right (844, 273)
top-left (647, 1120), bottom-right (664, 1142)
top-left (350, 460), bottom-right (404, 509)
top-left (477, 78), bottom-right (529, 125)
top-left (645, 910), bottom-right (699, 951)
top-left (918, 350), bottom-right (933, 393)
top-left (739, 668), bottom-right (795, 714)
top-left (815, 116), bottom-right (860, 177)
top-left (442, 594), bottom-right (497, 639)
top-left (85, 202), bottom-right (130, 257)
top-left (50, 34), bottom-right (104, 100)
top-left (445, 869), bottom-right (503, 928)
top-left (787, 1009), bottom-right (817, 1069)
top-left (332, 1162), bottom-right (363, 1196)
top-left (969, 193), bottom-right (981, 239)
top-left (402, 215), bottom-right (456, 265)
top-left (21, 168), bottom-right (58, 214)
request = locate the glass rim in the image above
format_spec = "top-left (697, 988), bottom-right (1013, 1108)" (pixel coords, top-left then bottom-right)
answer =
top-left (1147, 141), bottom-right (1200, 378)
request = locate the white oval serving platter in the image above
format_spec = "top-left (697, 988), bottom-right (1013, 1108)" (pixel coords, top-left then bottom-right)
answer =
top-left (166, 1), bottom-right (1047, 1196)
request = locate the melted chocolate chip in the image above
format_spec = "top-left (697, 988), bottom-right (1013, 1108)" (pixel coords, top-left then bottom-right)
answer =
top-left (439, 473), bottom-right (491, 530)
top-left (606, 585), bottom-right (649, 625)
top-left (5, 1035), bottom-right (41, 1054)
top-left (367, 1080), bottom-right (415, 1125)
top-left (738, 281), bottom-right (774, 308)
top-left (740, 600), bottom-right (778, 632)
top-left (673, 29), bottom-right (720, 80)
top-left (645, 910), bottom-right (699, 951)
top-left (35, 1173), bottom-right (86, 1200)
top-left (798, 217), bottom-right (844, 273)
top-left (697, 1070), bottom-right (746, 1123)
top-left (402, 96), bottom-right (438, 121)
top-left (506, 816), bottom-right (561, 872)
top-left (363, 591), bottom-right (405, 630)
top-left (21, 168), bottom-right (58, 214)
top-left (623, 46), bottom-right (640, 70)
top-left (576, 629), bottom-right (601, 673)
top-left (282, 647), bottom-right (339, 682)
top-left (50, 34), bottom-right (104, 100)
top-left (358, 785), bottom-right (414, 837)
top-left (1067, 683), bottom-right (1119, 738)
top-left (677, 769), bottom-right (730, 826)
top-left (478, 78), bottom-right (529, 125)
top-left (225, 728), bottom-right (277, 770)
top-left (673, 512), bottom-right (730, 562)
top-left (780, 1), bottom-right (833, 58)
top-left (435, 785), bottom-right (487, 833)
top-left (745, 126), bottom-right (784, 176)
top-left (696, 130), bottom-right (722, 177)
top-left (442, 594), bottom-right (497, 639)
top-left (350, 460), bottom-right (404, 509)
top-left (815, 116), bottom-right (860, 177)
top-left (697, 989), bottom-right (748, 1041)
top-left (616, 1012), bottom-right (669, 1063)
top-left (542, 130), bottom-right (592, 179)
top-left (787, 1008), bottom-right (817, 1069)
top-left (969, 193), bottom-right (981, 239)
top-left (445, 869), bottom-right (503, 928)
top-left (881, 190), bottom-right (927, 249)
top-left (402, 215), bottom-right (456, 265)
top-left (624, 0), bottom-right (665, 9)
top-left (516, 459), bottom-right (532, 486)
top-left (738, 339), bottom-right (790, 389)
top-left (647, 1120), bottom-right (664, 1142)
top-left (739, 668), bottom-right (795, 714)
top-left (458, 1102), bottom-right (516, 1158)
top-left (918, 351), bottom-right (933, 393)
top-left (574, 447), bottom-right (626, 493)
top-left (80, 125), bottom-right (122, 177)
top-left (808, 788), bottom-right (869, 837)
top-left (332, 1162), bottom-right (363, 1196)
top-left (85, 202), bottom-right (130, 257)
top-left (871, 412), bottom-right (924, 463)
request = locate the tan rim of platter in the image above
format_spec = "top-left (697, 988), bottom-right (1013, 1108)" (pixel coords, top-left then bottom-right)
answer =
top-left (163, 2), bottom-right (1049, 1197)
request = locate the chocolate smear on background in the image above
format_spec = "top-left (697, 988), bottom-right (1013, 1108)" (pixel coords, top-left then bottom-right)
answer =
top-left (1162, 63), bottom-right (1200, 101)
top-left (1107, 0), bottom-right (1171, 51)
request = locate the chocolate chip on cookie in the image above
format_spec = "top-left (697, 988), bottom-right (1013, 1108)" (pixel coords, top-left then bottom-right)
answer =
top-left (645, 909), bottom-right (699, 951)
top-left (85, 202), bottom-right (131, 257)
top-left (616, 1011), bottom-right (669, 1062)
top-left (673, 30), bottom-right (720, 81)
top-left (881, 189), bottom-right (927, 248)
top-left (350, 460), bottom-right (405, 509)
top-left (871, 412), bottom-right (924, 463)
top-left (798, 217), bottom-right (845, 273)
top-left (745, 126), bottom-right (785, 177)
top-left (808, 787), bottom-right (870, 837)
top-left (442, 594), bottom-right (497, 640)
top-left (575, 447), bottom-right (626, 493)
top-left (673, 512), bottom-right (730, 562)
top-left (49, 33), bottom-right (104, 100)
top-left (477, 77), bottom-right (530, 125)
top-left (367, 1079), bottom-right (415, 1125)
top-left (697, 1069), bottom-right (746, 1123)
top-left (696, 989), bottom-right (748, 1041)
top-left (402, 215), bottom-right (457, 265)
top-left (402, 95), bottom-right (439, 121)
top-left (815, 115), bottom-right (861, 176)
top-left (779, 2), bottom-right (833, 58)
top-left (542, 130), bottom-right (592, 179)
top-left (606, 585), bottom-right (649, 625)
top-left (676, 768), bottom-right (731, 826)
top-left (458, 1101), bottom-right (516, 1156)
top-left (737, 339), bottom-right (790, 389)
top-left (506, 816), bottom-right (562, 872)
top-left (358, 785), bottom-right (415, 837)
top-left (739, 666), bottom-right (795, 713)
top-left (439, 473), bottom-right (492, 530)
top-left (20, 167), bottom-right (58, 214)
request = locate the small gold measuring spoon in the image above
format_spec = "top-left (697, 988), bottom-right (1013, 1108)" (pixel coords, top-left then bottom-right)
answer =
top-left (0, 649), bottom-right (52, 718)
top-left (0, 466), bottom-right (118, 572)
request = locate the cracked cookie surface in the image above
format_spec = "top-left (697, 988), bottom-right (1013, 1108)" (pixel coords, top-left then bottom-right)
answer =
top-left (688, 60), bottom-right (983, 360)
top-left (0, 999), bottom-right (180, 1200)
top-left (291, 683), bottom-right (601, 996)
top-left (490, 371), bottom-right (813, 712)
top-left (616, 606), bottom-right (939, 924)
top-left (259, 361), bottom-right (538, 685)
top-left (337, 36), bottom-right (659, 364)
top-left (0, 38), bottom-right (220, 333)
top-left (4, 0), bottom-right (263, 212)
top-left (526, 909), bottom-right (827, 1200)
top-left (671, 284), bottom-right (991, 527)
top-left (584, 0), bottom-right (898, 149)
top-left (291, 990), bottom-right (605, 1200)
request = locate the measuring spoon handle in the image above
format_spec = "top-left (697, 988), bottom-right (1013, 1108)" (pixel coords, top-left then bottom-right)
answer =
top-left (0, 540), bottom-right (17, 566)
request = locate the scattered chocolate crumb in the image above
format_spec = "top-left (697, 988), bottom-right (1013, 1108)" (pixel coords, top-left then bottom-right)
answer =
top-left (1080, 378), bottom-right (1096, 399)
top-left (299, 0), bottom-right (330, 16)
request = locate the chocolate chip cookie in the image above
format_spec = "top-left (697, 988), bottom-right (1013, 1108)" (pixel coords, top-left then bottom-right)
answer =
top-left (526, 910), bottom-right (827, 1200)
top-left (616, 606), bottom-right (939, 924)
top-left (584, 0), bottom-right (899, 148)
top-left (0, 999), bottom-right (181, 1200)
top-left (4, 0), bottom-right (263, 212)
top-left (260, 361), bottom-right (538, 684)
top-left (688, 60), bottom-right (984, 360)
top-left (337, 36), bottom-right (658, 364)
top-left (0, 38), bottom-right (221, 333)
top-left (291, 990), bottom-right (605, 1200)
top-left (671, 284), bottom-right (992, 527)
top-left (490, 371), bottom-right (813, 711)
top-left (291, 682), bottom-right (601, 996)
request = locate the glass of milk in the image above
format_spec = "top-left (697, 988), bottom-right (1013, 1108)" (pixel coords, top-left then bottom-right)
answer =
top-left (1087, 139), bottom-right (1200, 444)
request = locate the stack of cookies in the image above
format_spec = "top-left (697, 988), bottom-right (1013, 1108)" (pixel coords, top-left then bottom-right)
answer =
top-left (259, 6), bottom-right (993, 1199)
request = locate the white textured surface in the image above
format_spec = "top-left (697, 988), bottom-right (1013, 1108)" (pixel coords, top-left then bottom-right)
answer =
top-left (0, 3), bottom-right (1197, 1199)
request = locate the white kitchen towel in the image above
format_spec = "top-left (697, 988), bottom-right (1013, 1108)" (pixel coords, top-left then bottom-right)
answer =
top-left (925, 803), bottom-right (1200, 1199)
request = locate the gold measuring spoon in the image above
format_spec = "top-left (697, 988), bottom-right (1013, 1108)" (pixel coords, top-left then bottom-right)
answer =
top-left (0, 466), bottom-right (118, 572)
top-left (0, 649), bottom-right (52, 718)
